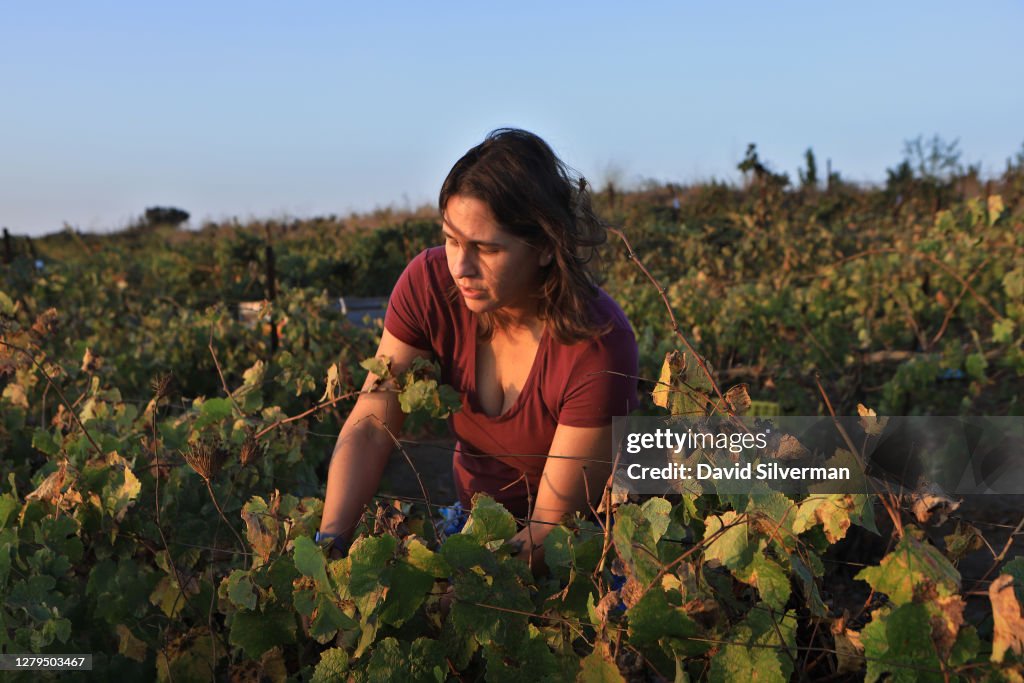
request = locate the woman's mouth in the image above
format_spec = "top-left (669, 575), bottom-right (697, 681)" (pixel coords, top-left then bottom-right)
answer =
top-left (459, 286), bottom-right (487, 300)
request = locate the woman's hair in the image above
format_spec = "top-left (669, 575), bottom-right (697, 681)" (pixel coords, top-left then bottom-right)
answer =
top-left (438, 128), bottom-right (610, 344)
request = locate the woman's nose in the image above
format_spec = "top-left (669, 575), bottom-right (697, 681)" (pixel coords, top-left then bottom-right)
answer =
top-left (451, 246), bottom-right (478, 279)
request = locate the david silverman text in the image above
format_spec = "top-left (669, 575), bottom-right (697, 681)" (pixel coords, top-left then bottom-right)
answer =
top-left (626, 462), bottom-right (852, 481)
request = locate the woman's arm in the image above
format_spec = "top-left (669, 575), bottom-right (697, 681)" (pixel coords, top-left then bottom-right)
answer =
top-left (319, 329), bottom-right (431, 544)
top-left (507, 423), bottom-right (614, 570)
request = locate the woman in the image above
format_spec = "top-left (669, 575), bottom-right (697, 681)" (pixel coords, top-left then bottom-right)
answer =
top-left (318, 129), bottom-right (638, 567)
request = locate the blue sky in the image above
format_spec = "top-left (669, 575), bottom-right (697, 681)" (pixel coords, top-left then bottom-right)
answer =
top-left (2, 1), bottom-right (1022, 236)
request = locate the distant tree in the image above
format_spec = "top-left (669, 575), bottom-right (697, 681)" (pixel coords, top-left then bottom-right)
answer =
top-left (798, 148), bottom-right (819, 190)
top-left (903, 135), bottom-right (962, 182)
top-left (737, 144), bottom-right (790, 189)
top-left (144, 206), bottom-right (190, 228)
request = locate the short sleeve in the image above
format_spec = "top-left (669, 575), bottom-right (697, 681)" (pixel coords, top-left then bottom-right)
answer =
top-left (383, 251), bottom-right (433, 351)
top-left (558, 329), bottom-right (639, 427)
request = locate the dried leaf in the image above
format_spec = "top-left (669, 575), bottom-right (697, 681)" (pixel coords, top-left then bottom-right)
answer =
top-left (831, 616), bottom-right (865, 675)
top-left (80, 347), bottom-right (101, 373)
top-left (592, 591), bottom-right (620, 624)
top-left (319, 363), bottom-right (340, 402)
top-left (991, 573), bottom-right (1024, 662)
top-left (723, 384), bottom-right (752, 415)
top-left (930, 595), bottom-right (966, 658)
top-left (768, 433), bottom-right (809, 461)
top-left (620, 576), bottom-right (645, 609)
top-left (26, 461), bottom-right (67, 504)
top-left (596, 489), bottom-right (628, 514)
top-left (242, 511), bottom-right (277, 564)
top-left (857, 403), bottom-right (889, 436)
top-left (910, 483), bottom-right (960, 525)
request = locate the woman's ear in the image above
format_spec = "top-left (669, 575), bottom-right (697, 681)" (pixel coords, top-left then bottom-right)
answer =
top-left (540, 249), bottom-right (553, 267)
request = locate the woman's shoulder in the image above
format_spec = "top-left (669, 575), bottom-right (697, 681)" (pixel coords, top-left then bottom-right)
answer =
top-left (590, 288), bottom-right (634, 339)
top-left (406, 245), bottom-right (451, 283)
top-left (548, 289), bottom-right (636, 360)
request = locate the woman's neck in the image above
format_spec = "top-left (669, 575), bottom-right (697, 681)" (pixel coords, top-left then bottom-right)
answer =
top-left (481, 309), bottom-right (545, 342)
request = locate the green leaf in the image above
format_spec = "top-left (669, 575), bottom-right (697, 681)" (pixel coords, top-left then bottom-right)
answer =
top-left (233, 360), bottom-right (265, 412)
top-left (31, 429), bottom-right (61, 457)
top-left (440, 533), bottom-right (496, 572)
top-left (293, 588), bottom-right (316, 617)
top-left (0, 290), bottom-right (15, 315)
top-left (349, 534), bottom-right (397, 596)
top-left (224, 569), bottom-right (257, 611)
top-left (965, 352), bottom-right (987, 380)
top-left (360, 356), bottom-right (391, 379)
top-left (855, 531), bottom-right (959, 605)
top-left (310, 593), bottom-right (357, 640)
top-left (613, 504), bottom-right (662, 584)
top-left (398, 378), bottom-right (439, 415)
top-left (790, 555), bottom-right (827, 618)
top-left (462, 495), bottom-right (516, 545)
top-left (641, 497), bottom-right (672, 543)
top-left (861, 604), bottom-right (943, 683)
top-left (450, 560), bottom-right (533, 651)
top-left (0, 492), bottom-right (18, 530)
top-left (1003, 267), bottom-right (1024, 300)
top-left (311, 648), bottom-right (349, 683)
top-left (194, 397), bottom-right (233, 429)
top-left (364, 637), bottom-right (447, 683)
top-left (578, 648), bottom-right (626, 682)
top-left (380, 560), bottom-right (435, 626)
top-left (156, 627), bottom-right (217, 683)
top-left (293, 536), bottom-right (330, 590)
top-left (703, 512), bottom-right (755, 572)
top-left (264, 555), bottom-right (299, 604)
top-left (628, 587), bottom-right (699, 651)
top-left (483, 628), bottom-right (563, 682)
top-left (406, 538), bottom-right (451, 577)
top-left (736, 555), bottom-right (791, 612)
top-left (229, 606), bottom-right (296, 659)
top-left (709, 609), bottom-right (797, 683)
top-left (992, 319), bottom-right (1015, 344)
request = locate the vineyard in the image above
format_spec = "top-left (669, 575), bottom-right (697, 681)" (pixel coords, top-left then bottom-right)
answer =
top-left (1, 144), bottom-right (1023, 681)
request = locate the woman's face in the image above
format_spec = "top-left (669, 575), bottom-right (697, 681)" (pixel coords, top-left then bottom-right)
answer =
top-left (442, 195), bottom-right (551, 322)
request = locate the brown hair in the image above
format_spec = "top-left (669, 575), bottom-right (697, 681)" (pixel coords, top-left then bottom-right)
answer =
top-left (439, 128), bottom-right (610, 344)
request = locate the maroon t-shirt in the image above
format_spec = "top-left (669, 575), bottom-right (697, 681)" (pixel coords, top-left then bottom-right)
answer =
top-left (384, 246), bottom-right (639, 517)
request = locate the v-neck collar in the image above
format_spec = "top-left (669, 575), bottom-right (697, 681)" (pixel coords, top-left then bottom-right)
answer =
top-left (466, 314), bottom-right (549, 421)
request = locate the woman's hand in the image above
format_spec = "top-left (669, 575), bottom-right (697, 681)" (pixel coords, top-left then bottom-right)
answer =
top-left (503, 423), bottom-right (613, 575)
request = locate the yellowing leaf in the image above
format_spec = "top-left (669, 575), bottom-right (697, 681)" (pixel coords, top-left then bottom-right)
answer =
top-left (855, 531), bottom-right (960, 605)
top-left (319, 363), bottom-right (340, 402)
top-left (990, 573), bottom-right (1024, 662)
top-left (988, 194), bottom-right (1005, 225)
top-left (651, 351), bottom-right (679, 409)
top-left (703, 512), bottom-right (755, 571)
top-left (116, 624), bottom-right (147, 662)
